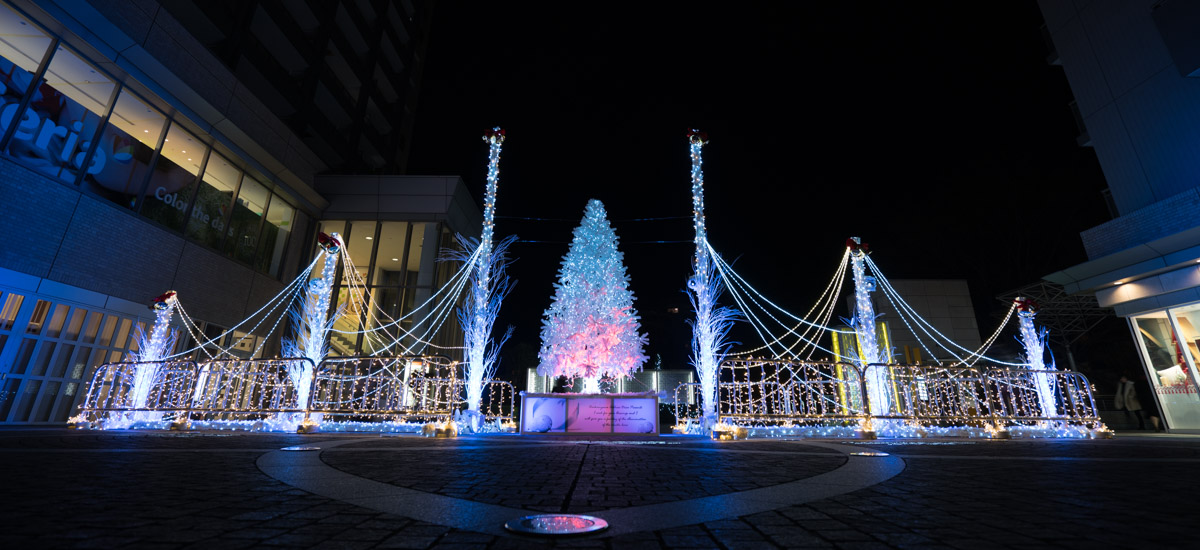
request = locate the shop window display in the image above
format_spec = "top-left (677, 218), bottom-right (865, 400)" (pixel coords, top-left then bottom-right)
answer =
top-left (4, 44), bottom-right (113, 182)
top-left (1132, 312), bottom-right (1200, 429)
top-left (140, 123), bottom-right (204, 230)
top-left (185, 153), bottom-right (240, 249)
top-left (81, 89), bottom-right (166, 211)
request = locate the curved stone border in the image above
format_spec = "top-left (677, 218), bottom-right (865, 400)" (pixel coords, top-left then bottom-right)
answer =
top-left (256, 439), bottom-right (904, 538)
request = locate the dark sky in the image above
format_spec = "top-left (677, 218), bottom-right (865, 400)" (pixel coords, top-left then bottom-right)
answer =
top-left (406, 2), bottom-right (1113, 377)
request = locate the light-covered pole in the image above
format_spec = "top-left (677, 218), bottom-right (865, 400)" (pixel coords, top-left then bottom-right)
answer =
top-left (848, 238), bottom-right (890, 417)
top-left (687, 129), bottom-right (735, 428)
top-left (129, 290), bottom-right (179, 417)
top-left (1016, 298), bottom-right (1057, 420)
top-left (464, 127), bottom-right (506, 414)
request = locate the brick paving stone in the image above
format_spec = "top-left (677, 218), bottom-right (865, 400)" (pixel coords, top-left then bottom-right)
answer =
top-left (3, 430), bottom-right (1200, 548)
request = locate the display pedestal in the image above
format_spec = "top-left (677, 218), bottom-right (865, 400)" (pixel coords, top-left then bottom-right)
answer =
top-left (520, 392), bottom-right (659, 435)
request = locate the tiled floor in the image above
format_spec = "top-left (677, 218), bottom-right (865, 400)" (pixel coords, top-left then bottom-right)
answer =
top-left (1, 429), bottom-right (1195, 548)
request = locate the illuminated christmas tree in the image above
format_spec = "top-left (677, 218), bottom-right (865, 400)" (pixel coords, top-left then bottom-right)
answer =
top-left (538, 199), bottom-right (648, 393)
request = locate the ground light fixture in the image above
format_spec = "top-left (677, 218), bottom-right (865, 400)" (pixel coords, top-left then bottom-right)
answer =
top-left (503, 514), bottom-right (608, 535)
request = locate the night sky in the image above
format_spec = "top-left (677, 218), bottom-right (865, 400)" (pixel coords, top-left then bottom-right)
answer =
top-left (406, 2), bottom-right (1118, 380)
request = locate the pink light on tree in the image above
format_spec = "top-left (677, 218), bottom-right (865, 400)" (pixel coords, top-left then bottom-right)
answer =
top-left (538, 199), bottom-right (648, 393)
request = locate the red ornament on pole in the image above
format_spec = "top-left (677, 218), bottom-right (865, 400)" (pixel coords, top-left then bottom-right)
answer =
top-left (317, 232), bottom-right (342, 254)
top-left (845, 238), bottom-right (870, 253)
top-left (1015, 298), bottom-right (1040, 313)
top-left (483, 127), bottom-right (506, 143)
top-left (150, 290), bottom-right (177, 310)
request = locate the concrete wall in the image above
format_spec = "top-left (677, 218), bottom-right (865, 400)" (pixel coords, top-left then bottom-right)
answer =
top-left (316, 175), bottom-right (483, 237)
top-left (863, 279), bottom-right (983, 363)
top-left (0, 155), bottom-right (308, 330)
top-left (1040, 0), bottom-right (1200, 218)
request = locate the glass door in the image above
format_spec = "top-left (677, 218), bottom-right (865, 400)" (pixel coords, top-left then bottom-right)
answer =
top-left (1131, 312), bottom-right (1200, 429)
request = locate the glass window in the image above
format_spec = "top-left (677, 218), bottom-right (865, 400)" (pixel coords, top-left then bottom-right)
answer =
top-left (11, 379), bottom-right (40, 421)
top-left (0, 291), bottom-right (23, 330)
top-left (256, 194), bottom-right (294, 275)
top-left (25, 299), bottom-right (49, 334)
top-left (5, 44), bottom-right (114, 182)
top-left (29, 340), bottom-right (54, 376)
top-left (31, 380), bottom-right (60, 421)
top-left (140, 122), bottom-right (203, 230)
top-left (48, 344), bottom-right (74, 377)
top-left (435, 227), bottom-right (458, 289)
top-left (186, 153), bottom-right (240, 249)
top-left (81, 311), bottom-right (102, 342)
top-left (345, 221), bottom-right (377, 284)
top-left (63, 307), bottom-right (86, 340)
top-left (67, 347), bottom-right (87, 379)
top-left (374, 222), bottom-right (409, 286)
top-left (407, 223), bottom-right (437, 286)
top-left (227, 330), bottom-right (258, 359)
top-left (224, 176), bottom-right (268, 263)
top-left (1132, 312), bottom-right (1200, 429)
top-left (44, 303), bottom-right (67, 338)
top-left (52, 382), bottom-right (78, 421)
top-left (83, 347), bottom-right (109, 374)
top-left (311, 220), bottom-right (346, 280)
top-left (12, 337), bottom-right (34, 374)
top-left (331, 286), bottom-right (366, 355)
top-left (95, 315), bottom-right (116, 346)
top-left (81, 89), bottom-right (165, 210)
top-left (0, 4), bottom-right (50, 132)
top-left (111, 318), bottom-right (132, 350)
top-left (127, 321), bottom-right (146, 353)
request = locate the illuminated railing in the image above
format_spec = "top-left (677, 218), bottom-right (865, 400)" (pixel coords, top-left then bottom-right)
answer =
top-left (984, 368), bottom-right (1102, 426)
top-left (190, 358), bottom-right (312, 420)
top-left (861, 364), bottom-right (1004, 427)
top-left (310, 356), bottom-right (457, 423)
top-left (75, 355), bottom-right (514, 430)
top-left (79, 360), bottom-right (200, 421)
top-left (672, 359), bottom-right (1107, 437)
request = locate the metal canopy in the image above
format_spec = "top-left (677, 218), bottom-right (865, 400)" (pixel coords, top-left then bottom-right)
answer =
top-left (997, 280), bottom-right (1113, 348)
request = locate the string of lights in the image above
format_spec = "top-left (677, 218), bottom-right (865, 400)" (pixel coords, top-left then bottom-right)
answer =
top-left (168, 255), bottom-right (321, 359)
top-left (866, 256), bottom-right (1026, 367)
top-left (710, 244), bottom-right (857, 362)
top-left (718, 246), bottom-right (853, 358)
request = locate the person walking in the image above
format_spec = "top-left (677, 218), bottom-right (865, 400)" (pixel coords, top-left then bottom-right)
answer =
top-left (1114, 375), bottom-right (1146, 430)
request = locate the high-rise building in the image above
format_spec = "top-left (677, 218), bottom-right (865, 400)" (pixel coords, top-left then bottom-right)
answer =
top-left (156, 1), bottom-right (431, 172)
top-left (0, 1), bottom-right (479, 425)
top-left (1040, 0), bottom-right (1200, 432)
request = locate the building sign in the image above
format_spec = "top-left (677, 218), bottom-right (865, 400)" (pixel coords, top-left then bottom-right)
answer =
top-left (521, 393), bottom-right (658, 435)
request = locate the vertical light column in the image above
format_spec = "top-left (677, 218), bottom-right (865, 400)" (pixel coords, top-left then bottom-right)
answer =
top-left (848, 238), bottom-right (890, 417)
top-left (687, 129), bottom-right (720, 421)
top-left (283, 232), bottom-right (341, 416)
top-left (1016, 298), bottom-right (1057, 420)
top-left (465, 127), bottom-right (505, 413)
top-left (129, 291), bottom-right (179, 414)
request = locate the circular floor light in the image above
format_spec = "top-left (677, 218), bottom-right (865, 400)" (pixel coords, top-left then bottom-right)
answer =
top-left (503, 514), bottom-right (609, 536)
top-left (280, 446), bottom-right (321, 451)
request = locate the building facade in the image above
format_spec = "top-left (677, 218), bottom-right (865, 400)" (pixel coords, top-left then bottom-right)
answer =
top-left (1040, 0), bottom-right (1200, 431)
top-left (842, 279), bottom-right (984, 365)
top-left (0, 1), bottom-right (476, 426)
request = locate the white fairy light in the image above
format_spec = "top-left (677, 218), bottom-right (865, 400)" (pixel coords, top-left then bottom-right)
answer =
top-left (685, 130), bottom-right (739, 424)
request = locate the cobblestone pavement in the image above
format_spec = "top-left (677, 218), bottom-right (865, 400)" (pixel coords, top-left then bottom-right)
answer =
top-left (1, 429), bottom-right (1197, 549)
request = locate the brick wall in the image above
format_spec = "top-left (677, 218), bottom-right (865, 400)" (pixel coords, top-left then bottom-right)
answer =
top-left (0, 160), bottom-right (78, 278)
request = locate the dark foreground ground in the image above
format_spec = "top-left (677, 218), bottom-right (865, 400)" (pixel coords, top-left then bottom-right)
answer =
top-left (1, 428), bottom-right (1196, 549)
